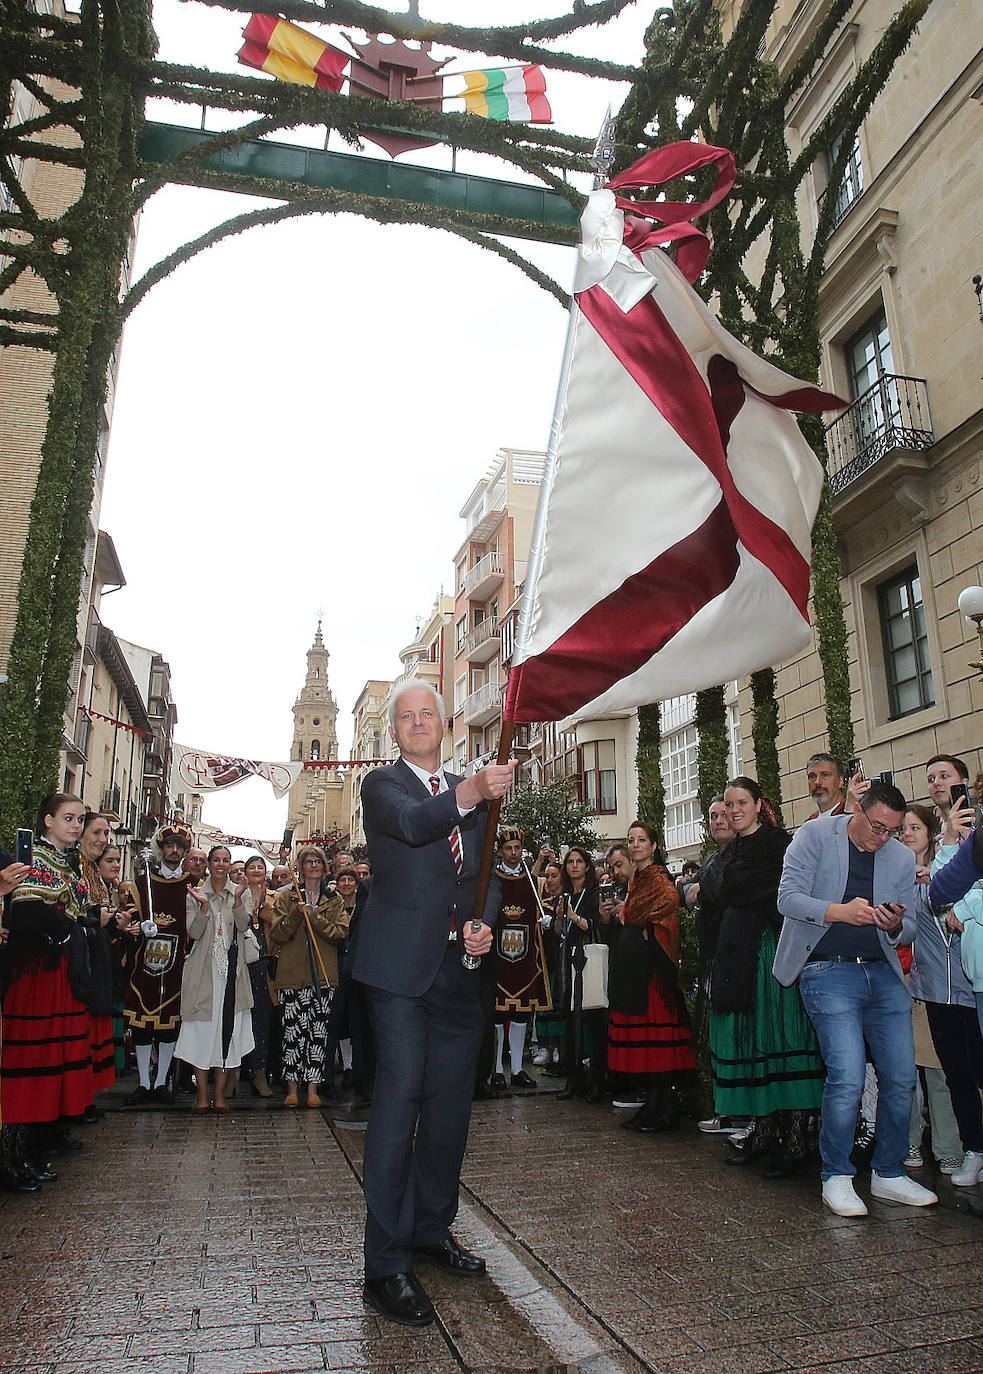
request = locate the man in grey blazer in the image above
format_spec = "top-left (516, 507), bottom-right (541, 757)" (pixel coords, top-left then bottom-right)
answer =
top-left (775, 779), bottom-right (938, 1217)
top-left (351, 678), bottom-right (513, 1327)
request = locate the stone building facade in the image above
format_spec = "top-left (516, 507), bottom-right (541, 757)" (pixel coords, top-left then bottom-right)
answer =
top-left (726, 0), bottom-right (983, 825)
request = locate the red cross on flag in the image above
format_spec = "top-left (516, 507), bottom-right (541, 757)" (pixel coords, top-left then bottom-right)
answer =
top-left (503, 143), bottom-right (845, 726)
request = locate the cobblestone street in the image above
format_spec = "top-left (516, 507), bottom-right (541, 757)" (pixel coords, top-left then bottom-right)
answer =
top-left (3, 1081), bottom-right (983, 1374)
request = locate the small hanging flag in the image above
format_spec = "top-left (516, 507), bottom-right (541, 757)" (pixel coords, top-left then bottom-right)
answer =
top-left (450, 65), bottom-right (552, 123)
top-left (237, 14), bottom-right (350, 91)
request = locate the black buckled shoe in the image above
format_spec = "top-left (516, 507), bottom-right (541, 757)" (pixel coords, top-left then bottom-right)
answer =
top-left (413, 1235), bottom-right (486, 1278)
top-left (362, 1271), bottom-right (435, 1327)
top-left (510, 1070), bottom-right (537, 1091)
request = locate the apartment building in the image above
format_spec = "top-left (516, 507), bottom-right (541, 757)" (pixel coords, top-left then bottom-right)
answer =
top-left (450, 448), bottom-right (545, 774)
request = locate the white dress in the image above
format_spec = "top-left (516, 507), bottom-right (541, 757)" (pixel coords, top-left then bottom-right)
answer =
top-left (175, 901), bottom-right (254, 1070)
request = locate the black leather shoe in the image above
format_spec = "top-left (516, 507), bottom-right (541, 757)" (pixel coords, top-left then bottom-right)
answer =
top-left (0, 1166), bottom-right (41, 1194)
top-left (126, 1085), bottom-right (151, 1108)
top-left (413, 1235), bottom-right (486, 1278)
top-left (761, 1152), bottom-right (809, 1179)
top-left (725, 1144), bottom-right (759, 1166)
top-left (473, 1080), bottom-right (498, 1101)
top-left (510, 1070), bottom-right (537, 1091)
top-left (23, 1158), bottom-right (57, 1183)
top-left (153, 1085), bottom-right (175, 1107)
top-left (490, 1073), bottom-right (510, 1095)
top-left (362, 1271), bottom-right (435, 1327)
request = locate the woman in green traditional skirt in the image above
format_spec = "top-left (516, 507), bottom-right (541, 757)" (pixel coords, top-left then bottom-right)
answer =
top-left (705, 777), bottom-right (825, 1176)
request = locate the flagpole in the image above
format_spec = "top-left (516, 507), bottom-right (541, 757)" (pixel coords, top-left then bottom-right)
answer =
top-left (512, 295), bottom-right (582, 671)
top-left (469, 718), bottom-right (515, 930)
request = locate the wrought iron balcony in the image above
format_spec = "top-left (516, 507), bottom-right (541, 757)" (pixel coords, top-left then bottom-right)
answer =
top-left (100, 784), bottom-right (122, 820)
top-left (824, 374), bottom-right (933, 495)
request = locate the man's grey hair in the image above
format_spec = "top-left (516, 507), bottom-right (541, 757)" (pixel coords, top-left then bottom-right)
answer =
top-left (388, 677), bottom-right (446, 731)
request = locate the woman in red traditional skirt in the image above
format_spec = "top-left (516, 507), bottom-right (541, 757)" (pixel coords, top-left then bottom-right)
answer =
top-left (1, 793), bottom-right (96, 1181)
top-left (607, 821), bottom-right (696, 1132)
top-left (79, 812), bottom-right (119, 1106)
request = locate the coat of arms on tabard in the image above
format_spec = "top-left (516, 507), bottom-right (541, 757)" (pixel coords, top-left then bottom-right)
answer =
top-left (143, 933), bottom-right (177, 976)
top-left (498, 920), bottom-right (528, 963)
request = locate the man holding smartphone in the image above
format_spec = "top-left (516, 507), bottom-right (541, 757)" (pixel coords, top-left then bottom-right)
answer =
top-left (774, 781), bottom-right (937, 1217)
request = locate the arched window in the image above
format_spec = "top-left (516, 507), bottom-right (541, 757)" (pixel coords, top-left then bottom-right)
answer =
top-left (310, 740), bottom-right (321, 760)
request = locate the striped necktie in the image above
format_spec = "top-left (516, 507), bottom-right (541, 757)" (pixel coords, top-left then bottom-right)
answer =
top-left (429, 774), bottom-right (464, 875)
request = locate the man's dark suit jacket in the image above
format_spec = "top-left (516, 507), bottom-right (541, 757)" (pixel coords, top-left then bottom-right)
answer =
top-left (350, 759), bottom-right (501, 998)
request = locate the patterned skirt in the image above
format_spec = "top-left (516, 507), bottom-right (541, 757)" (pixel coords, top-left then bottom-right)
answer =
top-left (608, 975), bottom-right (697, 1085)
top-left (710, 925), bottom-right (825, 1116)
top-left (280, 985), bottom-right (335, 1084)
top-left (0, 962), bottom-right (95, 1123)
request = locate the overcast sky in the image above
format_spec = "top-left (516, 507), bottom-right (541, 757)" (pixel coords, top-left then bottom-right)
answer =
top-left (98, 1), bottom-right (648, 847)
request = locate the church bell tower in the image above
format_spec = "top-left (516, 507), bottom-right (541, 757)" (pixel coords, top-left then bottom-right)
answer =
top-left (287, 622), bottom-right (345, 841)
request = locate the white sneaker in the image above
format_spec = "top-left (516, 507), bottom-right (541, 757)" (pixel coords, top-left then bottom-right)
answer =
top-left (532, 1049), bottom-right (549, 1067)
top-left (938, 1156), bottom-right (962, 1174)
top-left (822, 1176), bottom-right (868, 1217)
top-left (904, 1146), bottom-right (924, 1167)
top-left (870, 1172), bottom-right (939, 1206)
top-left (950, 1150), bottom-right (983, 1187)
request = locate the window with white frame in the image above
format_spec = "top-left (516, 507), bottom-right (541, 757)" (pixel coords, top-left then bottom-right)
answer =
top-left (661, 724), bottom-right (698, 801)
top-left (664, 798), bottom-right (702, 852)
top-left (453, 674), bottom-right (466, 714)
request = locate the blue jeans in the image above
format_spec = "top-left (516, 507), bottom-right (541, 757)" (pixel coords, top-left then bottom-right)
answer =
top-left (799, 960), bottom-right (915, 1181)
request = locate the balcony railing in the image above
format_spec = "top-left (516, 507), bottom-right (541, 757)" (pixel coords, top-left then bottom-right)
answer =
top-left (824, 374), bottom-right (933, 495)
top-left (74, 708), bottom-right (91, 759)
top-left (464, 616), bottom-right (500, 661)
top-left (101, 784), bottom-right (122, 820)
top-left (463, 551), bottom-right (502, 599)
top-left (461, 680), bottom-right (501, 725)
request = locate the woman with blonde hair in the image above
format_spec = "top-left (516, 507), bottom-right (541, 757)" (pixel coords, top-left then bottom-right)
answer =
top-left (270, 846), bottom-right (348, 1108)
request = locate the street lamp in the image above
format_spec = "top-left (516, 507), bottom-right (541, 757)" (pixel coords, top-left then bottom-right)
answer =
top-left (957, 584), bottom-right (983, 675)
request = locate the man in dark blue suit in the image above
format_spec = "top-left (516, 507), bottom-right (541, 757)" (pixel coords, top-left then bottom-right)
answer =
top-left (351, 678), bottom-right (514, 1327)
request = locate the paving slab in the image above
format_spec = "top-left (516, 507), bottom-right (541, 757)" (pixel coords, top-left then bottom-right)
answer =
top-left (2, 1077), bottom-right (983, 1372)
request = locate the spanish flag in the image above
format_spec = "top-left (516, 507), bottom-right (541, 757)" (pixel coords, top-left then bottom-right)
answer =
top-left (237, 14), bottom-right (350, 91)
top-left (451, 65), bottom-right (551, 124)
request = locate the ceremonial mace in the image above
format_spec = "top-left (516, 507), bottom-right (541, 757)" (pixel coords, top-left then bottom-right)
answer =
top-left (286, 860), bottom-right (332, 989)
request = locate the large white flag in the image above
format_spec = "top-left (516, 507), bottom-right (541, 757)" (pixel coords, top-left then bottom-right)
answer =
top-left (505, 144), bottom-right (844, 725)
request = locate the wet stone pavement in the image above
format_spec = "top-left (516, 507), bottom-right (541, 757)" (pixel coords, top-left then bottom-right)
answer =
top-left (3, 1075), bottom-right (983, 1374)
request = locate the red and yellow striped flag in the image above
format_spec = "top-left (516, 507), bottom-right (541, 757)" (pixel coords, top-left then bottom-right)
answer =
top-left (237, 14), bottom-right (349, 91)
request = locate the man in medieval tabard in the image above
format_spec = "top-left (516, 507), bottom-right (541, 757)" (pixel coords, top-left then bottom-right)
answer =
top-left (124, 823), bottom-right (193, 1106)
top-left (490, 828), bottom-right (552, 1093)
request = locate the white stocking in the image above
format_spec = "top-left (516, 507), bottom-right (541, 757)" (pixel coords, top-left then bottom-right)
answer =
top-left (135, 1042), bottom-right (153, 1089)
top-left (155, 1041), bottom-right (175, 1088)
top-left (508, 1021), bottom-right (527, 1076)
top-left (494, 1023), bottom-right (506, 1075)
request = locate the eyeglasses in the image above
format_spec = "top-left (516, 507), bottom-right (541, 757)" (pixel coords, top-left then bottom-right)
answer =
top-left (864, 814), bottom-right (903, 839)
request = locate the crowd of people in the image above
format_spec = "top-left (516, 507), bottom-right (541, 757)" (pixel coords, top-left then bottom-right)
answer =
top-left (1, 730), bottom-right (982, 1235)
top-left (0, 809), bottom-right (376, 1190)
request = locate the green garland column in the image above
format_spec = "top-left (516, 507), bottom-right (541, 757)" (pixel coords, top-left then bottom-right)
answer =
top-left (635, 702), bottom-right (665, 849)
top-left (695, 686), bottom-right (728, 853)
top-left (751, 667), bottom-right (784, 827)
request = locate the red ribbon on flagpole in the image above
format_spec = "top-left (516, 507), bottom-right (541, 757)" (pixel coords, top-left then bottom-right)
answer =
top-left (605, 143), bottom-right (735, 283)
